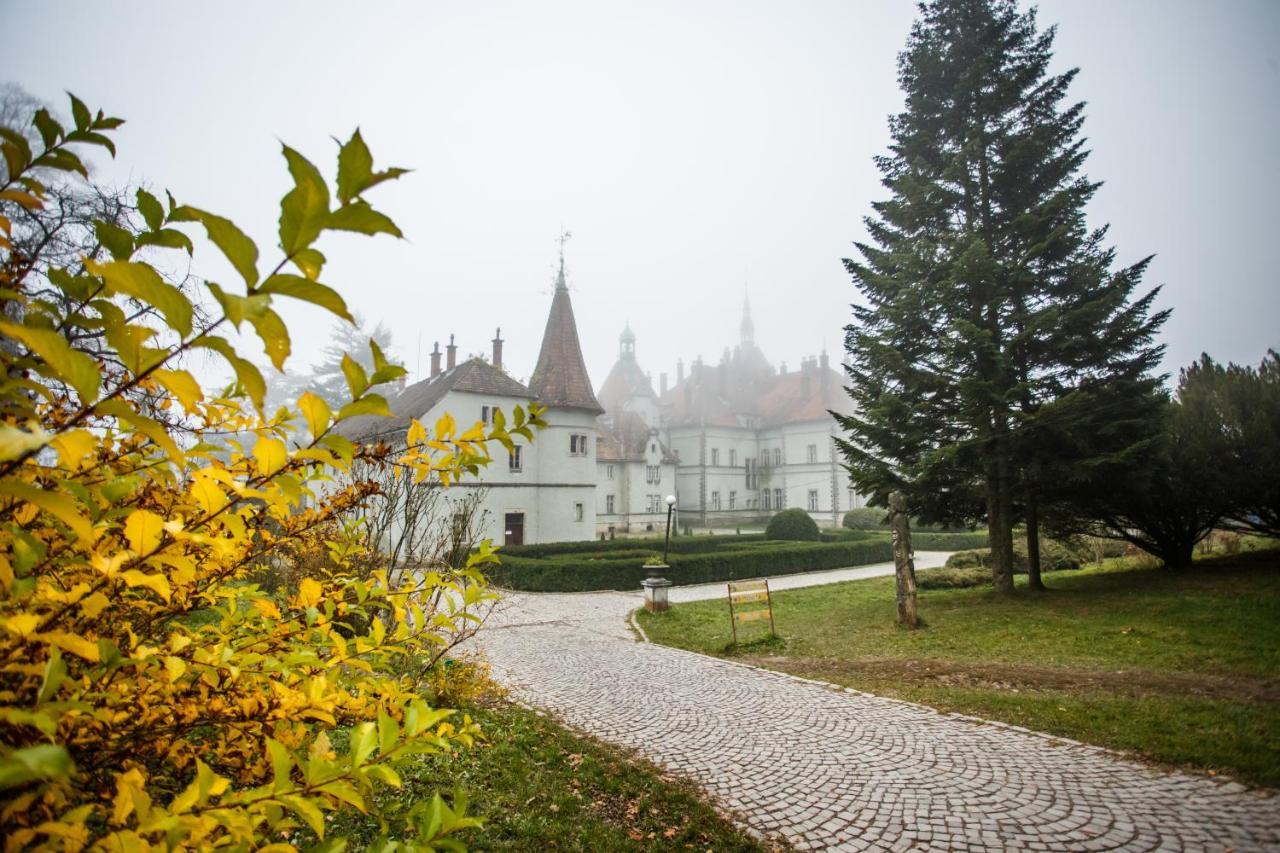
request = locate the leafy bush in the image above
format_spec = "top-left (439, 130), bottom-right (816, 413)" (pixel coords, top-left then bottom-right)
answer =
top-left (490, 539), bottom-right (895, 592)
top-left (912, 531), bottom-right (989, 551)
top-left (917, 566), bottom-right (990, 589)
top-left (843, 507), bottom-right (888, 530)
top-left (945, 538), bottom-right (1083, 574)
top-left (765, 508), bottom-right (822, 541)
top-left (0, 97), bottom-right (547, 849)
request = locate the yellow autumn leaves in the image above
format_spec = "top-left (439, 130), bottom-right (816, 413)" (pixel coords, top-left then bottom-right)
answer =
top-left (0, 94), bottom-right (544, 850)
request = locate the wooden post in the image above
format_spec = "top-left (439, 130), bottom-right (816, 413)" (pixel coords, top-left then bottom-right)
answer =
top-left (726, 582), bottom-right (738, 645)
top-left (765, 580), bottom-right (776, 636)
top-left (889, 491), bottom-right (920, 628)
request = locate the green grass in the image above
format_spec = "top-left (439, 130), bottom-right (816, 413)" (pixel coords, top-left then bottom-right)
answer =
top-left (332, 701), bottom-right (772, 851)
top-left (637, 548), bottom-right (1280, 788)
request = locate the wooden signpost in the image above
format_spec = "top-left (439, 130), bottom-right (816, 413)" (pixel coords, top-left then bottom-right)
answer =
top-left (726, 578), bottom-right (776, 644)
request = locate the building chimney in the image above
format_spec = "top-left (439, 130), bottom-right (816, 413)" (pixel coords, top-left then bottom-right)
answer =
top-left (446, 334), bottom-right (457, 370)
top-left (491, 327), bottom-right (503, 371)
top-left (430, 341), bottom-right (442, 377)
top-left (820, 350), bottom-right (830, 385)
top-left (659, 372), bottom-right (668, 396)
top-left (676, 358), bottom-right (684, 385)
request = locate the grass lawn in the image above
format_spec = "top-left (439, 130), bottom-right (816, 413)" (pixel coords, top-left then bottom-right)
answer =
top-left (637, 547), bottom-right (1280, 788)
top-left (332, 700), bottom-right (773, 851)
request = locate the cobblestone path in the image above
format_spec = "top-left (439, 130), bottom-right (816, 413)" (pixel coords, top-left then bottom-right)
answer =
top-left (476, 573), bottom-right (1280, 851)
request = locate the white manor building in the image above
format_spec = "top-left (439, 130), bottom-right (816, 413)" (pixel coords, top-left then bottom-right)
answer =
top-left (601, 297), bottom-right (865, 535)
top-left (341, 253), bottom-right (864, 545)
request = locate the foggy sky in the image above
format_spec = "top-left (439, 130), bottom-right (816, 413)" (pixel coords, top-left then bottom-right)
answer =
top-left (3, 0), bottom-right (1277, 394)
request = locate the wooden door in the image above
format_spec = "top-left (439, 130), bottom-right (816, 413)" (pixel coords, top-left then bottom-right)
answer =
top-left (504, 513), bottom-right (524, 546)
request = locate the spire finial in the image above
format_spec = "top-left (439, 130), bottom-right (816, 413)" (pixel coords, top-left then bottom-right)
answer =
top-left (740, 289), bottom-right (755, 346)
top-left (555, 229), bottom-right (572, 292)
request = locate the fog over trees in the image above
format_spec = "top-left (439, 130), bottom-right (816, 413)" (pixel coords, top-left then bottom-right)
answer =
top-left (2, 1), bottom-right (1276, 391)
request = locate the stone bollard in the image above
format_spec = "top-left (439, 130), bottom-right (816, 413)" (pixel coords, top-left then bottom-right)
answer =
top-left (641, 563), bottom-right (672, 613)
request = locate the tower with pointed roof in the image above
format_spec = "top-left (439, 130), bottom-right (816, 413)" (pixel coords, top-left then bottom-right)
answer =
top-left (528, 239), bottom-right (604, 414)
top-left (525, 236), bottom-right (602, 541)
top-left (596, 322), bottom-right (678, 534)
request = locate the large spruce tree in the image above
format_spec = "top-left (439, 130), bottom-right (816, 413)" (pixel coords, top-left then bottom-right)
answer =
top-left (836, 0), bottom-right (1168, 592)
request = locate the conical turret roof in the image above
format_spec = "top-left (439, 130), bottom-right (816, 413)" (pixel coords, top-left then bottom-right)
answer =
top-left (529, 250), bottom-right (603, 413)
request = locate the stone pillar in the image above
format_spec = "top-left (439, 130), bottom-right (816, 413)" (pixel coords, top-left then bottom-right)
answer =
top-left (641, 563), bottom-right (672, 613)
top-left (889, 491), bottom-right (919, 628)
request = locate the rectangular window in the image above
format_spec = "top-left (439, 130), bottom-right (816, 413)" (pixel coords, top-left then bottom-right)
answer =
top-left (774, 487), bottom-right (783, 508)
top-left (807, 444), bottom-right (817, 464)
top-left (481, 405), bottom-right (492, 425)
top-left (606, 494), bottom-right (615, 514)
top-left (508, 445), bottom-right (522, 472)
top-left (729, 491), bottom-right (736, 510)
top-left (773, 448), bottom-right (782, 467)
top-left (711, 491), bottom-right (721, 511)
top-left (729, 449), bottom-right (737, 467)
top-left (574, 502), bottom-right (584, 522)
top-left (711, 448), bottom-right (720, 466)
top-left (606, 464), bottom-right (614, 479)
top-left (762, 490), bottom-right (772, 510)
top-left (808, 489), bottom-right (818, 511)
top-left (761, 450), bottom-right (769, 466)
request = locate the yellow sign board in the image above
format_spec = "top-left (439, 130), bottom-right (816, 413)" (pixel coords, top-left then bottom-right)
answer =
top-left (726, 579), bottom-right (775, 643)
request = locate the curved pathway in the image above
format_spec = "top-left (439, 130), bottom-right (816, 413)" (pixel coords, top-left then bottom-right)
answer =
top-left (476, 558), bottom-right (1280, 851)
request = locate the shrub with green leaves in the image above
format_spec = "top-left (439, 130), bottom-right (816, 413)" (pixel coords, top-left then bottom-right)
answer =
top-left (842, 507), bottom-right (888, 530)
top-left (490, 538), bottom-right (895, 592)
top-left (765, 508), bottom-right (822, 541)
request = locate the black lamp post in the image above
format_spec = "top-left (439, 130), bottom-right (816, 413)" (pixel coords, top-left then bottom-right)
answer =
top-left (662, 494), bottom-right (676, 565)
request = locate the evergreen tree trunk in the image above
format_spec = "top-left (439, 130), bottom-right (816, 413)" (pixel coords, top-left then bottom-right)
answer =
top-left (1026, 491), bottom-right (1045, 590)
top-left (987, 459), bottom-right (1016, 594)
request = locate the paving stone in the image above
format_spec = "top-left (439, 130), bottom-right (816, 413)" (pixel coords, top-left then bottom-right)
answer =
top-left (472, 586), bottom-right (1280, 851)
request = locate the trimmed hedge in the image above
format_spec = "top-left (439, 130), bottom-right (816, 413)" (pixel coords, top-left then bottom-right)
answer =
top-left (488, 538), bottom-right (895, 592)
top-left (765, 508), bottom-right (822, 541)
top-left (913, 531), bottom-right (988, 551)
top-left (842, 507), bottom-right (888, 530)
top-left (501, 533), bottom-right (765, 559)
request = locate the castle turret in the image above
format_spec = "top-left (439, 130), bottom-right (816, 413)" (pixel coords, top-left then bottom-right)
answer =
top-left (528, 241), bottom-right (604, 413)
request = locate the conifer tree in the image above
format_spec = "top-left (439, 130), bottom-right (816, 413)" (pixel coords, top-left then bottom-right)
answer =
top-left (836, 0), bottom-right (1168, 592)
top-left (309, 313), bottom-right (395, 407)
